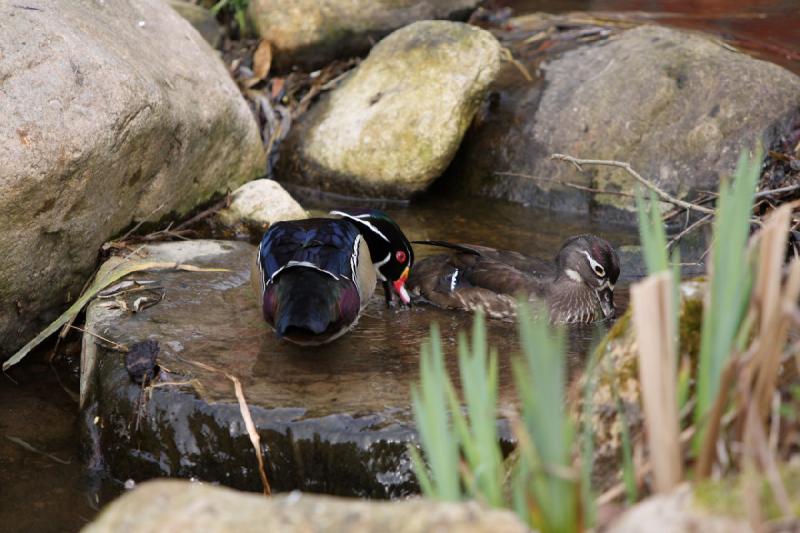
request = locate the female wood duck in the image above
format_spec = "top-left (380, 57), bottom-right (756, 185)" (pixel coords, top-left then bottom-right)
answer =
top-left (408, 235), bottom-right (620, 323)
top-left (253, 209), bottom-right (413, 345)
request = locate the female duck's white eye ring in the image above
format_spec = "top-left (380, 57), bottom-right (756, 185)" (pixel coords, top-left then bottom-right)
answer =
top-left (580, 250), bottom-right (605, 278)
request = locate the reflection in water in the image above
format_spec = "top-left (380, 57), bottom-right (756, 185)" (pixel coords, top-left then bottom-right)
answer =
top-left (502, 0), bottom-right (800, 73)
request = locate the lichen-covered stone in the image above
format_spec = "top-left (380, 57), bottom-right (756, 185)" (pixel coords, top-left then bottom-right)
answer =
top-left (575, 281), bottom-right (705, 489)
top-left (217, 179), bottom-right (307, 228)
top-left (278, 21), bottom-right (503, 199)
top-left (456, 22), bottom-right (800, 222)
top-left (85, 480), bottom-right (528, 533)
top-left (248, 0), bottom-right (480, 70)
top-left (608, 484), bottom-right (750, 533)
top-left (0, 0), bottom-right (265, 358)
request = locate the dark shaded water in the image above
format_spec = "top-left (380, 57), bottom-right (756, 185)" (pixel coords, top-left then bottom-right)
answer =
top-left (503, 0), bottom-right (800, 74)
top-left (1, 0), bottom-right (799, 530)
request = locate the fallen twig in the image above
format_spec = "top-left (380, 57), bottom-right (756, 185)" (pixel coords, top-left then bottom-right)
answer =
top-left (173, 196), bottom-right (231, 232)
top-left (494, 171), bottom-right (637, 198)
top-left (6, 435), bottom-right (71, 465)
top-left (69, 325), bottom-right (129, 353)
top-left (550, 153), bottom-right (716, 216)
top-left (180, 358), bottom-right (272, 496)
top-left (667, 214), bottom-right (713, 251)
top-left (500, 47), bottom-right (533, 82)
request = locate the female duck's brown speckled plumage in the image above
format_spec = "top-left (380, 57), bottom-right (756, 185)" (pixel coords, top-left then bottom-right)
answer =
top-left (408, 235), bottom-right (620, 323)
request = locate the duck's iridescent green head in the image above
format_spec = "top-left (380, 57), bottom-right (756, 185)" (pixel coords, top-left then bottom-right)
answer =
top-left (330, 208), bottom-right (414, 304)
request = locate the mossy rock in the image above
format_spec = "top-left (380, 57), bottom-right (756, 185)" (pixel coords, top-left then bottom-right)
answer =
top-left (575, 281), bottom-right (706, 490)
top-left (278, 20), bottom-right (502, 199)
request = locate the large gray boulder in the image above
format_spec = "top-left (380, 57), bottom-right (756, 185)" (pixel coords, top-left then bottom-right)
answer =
top-left (0, 0), bottom-right (265, 357)
top-left (84, 480), bottom-right (528, 532)
top-left (278, 21), bottom-right (502, 199)
top-left (248, 0), bottom-right (480, 70)
top-left (455, 22), bottom-right (800, 221)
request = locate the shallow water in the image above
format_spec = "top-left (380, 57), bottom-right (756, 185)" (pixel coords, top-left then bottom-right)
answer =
top-left (0, 194), bottom-right (635, 531)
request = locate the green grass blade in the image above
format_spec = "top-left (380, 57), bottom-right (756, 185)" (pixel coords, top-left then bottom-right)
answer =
top-left (694, 147), bottom-right (761, 450)
top-left (636, 188), bottom-right (669, 274)
top-left (411, 327), bottom-right (461, 500)
top-left (458, 311), bottom-right (504, 506)
top-left (614, 383), bottom-right (638, 504)
top-left (579, 347), bottom-right (600, 528)
top-left (515, 300), bottom-right (577, 533)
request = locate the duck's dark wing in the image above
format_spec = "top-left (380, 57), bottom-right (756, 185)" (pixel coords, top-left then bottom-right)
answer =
top-left (408, 243), bottom-right (549, 318)
top-left (258, 218), bottom-right (363, 283)
top-left (413, 240), bottom-right (553, 278)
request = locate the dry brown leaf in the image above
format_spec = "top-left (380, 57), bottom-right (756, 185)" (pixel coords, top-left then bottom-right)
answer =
top-left (253, 39), bottom-right (272, 81)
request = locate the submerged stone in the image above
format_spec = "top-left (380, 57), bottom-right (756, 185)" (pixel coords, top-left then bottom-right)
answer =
top-left (80, 240), bottom-right (521, 496)
top-left (85, 480), bottom-right (528, 532)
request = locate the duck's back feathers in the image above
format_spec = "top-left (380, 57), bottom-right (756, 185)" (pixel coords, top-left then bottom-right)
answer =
top-left (255, 218), bottom-right (376, 344)
top-left (408, 242), bottom-right (550, 319)
top-left (259, 218), bottom-right (364, 283)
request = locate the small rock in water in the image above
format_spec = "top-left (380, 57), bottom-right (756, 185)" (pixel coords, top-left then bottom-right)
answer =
top-left (124, 479), bottom-right (136, 490)
top-left (217, 179), bottom-right (307, 228)
top-left (125, 340), bottom-right (160, 384)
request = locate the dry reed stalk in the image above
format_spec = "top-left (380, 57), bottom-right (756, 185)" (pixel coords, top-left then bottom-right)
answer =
top-left (747, 205), bottom-right (799, 421)
top-left (182, 359), bottom-right (272, 497)
top-left (230, 374), bottom-right (272, 497)
top-left (631, 271), bottom-right (683, 493)
top-left (696, 357), bottom-right (739, 478)
top-left (736, 204), bottom-right (799, 524)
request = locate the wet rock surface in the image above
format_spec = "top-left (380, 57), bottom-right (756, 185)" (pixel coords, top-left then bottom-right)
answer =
top-left (0, 0), bottom-right (265, 358)
top-left (79, 239), bottom-right (528, 496)
top-left (248, 0), bottom-right (480, 71)
top-left (453, 19), bottom-right (800, 222)
top-left (85, 479), bottom-right (528, 532)
top-left (278, 21), bottom-right (502, 199)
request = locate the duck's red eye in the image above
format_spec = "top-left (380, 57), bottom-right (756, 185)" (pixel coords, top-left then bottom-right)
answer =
top-left (395, 250), bottom-right (407, 263)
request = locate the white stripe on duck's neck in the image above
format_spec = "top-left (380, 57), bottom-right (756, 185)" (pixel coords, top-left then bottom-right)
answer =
top-left (564, 268), bottom-right (582, 282)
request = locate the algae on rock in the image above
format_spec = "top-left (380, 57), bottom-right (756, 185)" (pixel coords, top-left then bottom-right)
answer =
top-left (278, 20), bottom-right (503, 199)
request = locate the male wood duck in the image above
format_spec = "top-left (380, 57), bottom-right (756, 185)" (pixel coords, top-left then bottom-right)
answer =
top-left (253, 209), bottom-right (413, 345)
top-left (408, 235), bottom-right (620, 323)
